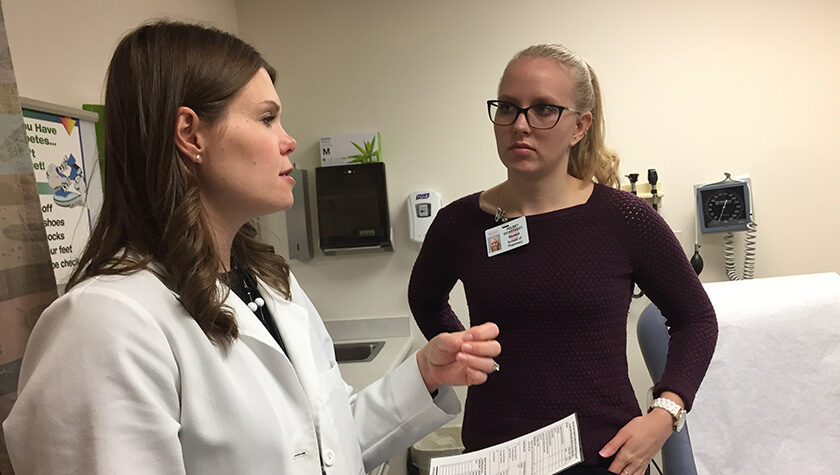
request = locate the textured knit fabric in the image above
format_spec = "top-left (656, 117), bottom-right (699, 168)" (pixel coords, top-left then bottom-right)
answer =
top-left (408, 184), bottom-right (717, 467)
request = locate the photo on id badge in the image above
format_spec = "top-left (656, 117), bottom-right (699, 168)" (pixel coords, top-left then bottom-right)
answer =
top-left (487, 234), bottom-right (502, 255)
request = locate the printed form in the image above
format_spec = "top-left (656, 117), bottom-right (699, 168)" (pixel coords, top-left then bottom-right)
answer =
top-left (429, 413), bottom-right (582, 475)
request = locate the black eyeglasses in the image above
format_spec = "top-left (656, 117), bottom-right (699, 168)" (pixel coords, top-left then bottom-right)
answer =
top-left (487, 100), bottom-right (582, 129)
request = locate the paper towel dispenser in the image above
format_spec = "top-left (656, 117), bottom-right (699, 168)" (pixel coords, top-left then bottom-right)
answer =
top-left (315, 162), bottom-right (393, 255)
top-left (285, 167), bottom-right (314, 261)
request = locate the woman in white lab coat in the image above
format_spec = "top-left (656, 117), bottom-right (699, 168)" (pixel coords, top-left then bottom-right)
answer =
top-left (2, 21), bottom-right (500, 474)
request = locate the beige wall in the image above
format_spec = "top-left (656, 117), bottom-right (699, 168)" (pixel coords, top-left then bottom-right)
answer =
top-left (238, 0), bottom-right (840, 410)
top-left (242, 0), bottom-right (840, 314)
top-left (3, 0), bottom-right (239, 107)
top-left (8, 0), bottom-right (837, 325)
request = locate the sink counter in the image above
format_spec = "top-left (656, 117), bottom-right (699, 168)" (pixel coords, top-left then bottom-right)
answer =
top-left (336, 335), bottom-right (415, 393)
top-left (323, 316), bottom-right (417, 394)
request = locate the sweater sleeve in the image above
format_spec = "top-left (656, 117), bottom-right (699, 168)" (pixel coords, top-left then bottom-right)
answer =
top-left (616, 194), bottom-right (718, 411)
top-left (408, 205), bottom-right (465, 340)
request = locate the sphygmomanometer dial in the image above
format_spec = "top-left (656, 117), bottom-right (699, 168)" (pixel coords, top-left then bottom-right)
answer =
top-left (704, 190), bottom-right (745, 226)
top-left (699, 185), bottom-right (749, 231)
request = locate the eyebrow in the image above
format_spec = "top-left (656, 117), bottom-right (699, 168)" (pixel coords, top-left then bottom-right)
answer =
top-left (259, 100), bottom-right (281, 114)
top-left (497, 95), bottom-right (562, 105)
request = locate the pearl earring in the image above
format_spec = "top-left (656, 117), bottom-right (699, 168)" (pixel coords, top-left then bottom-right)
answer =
top-left (194, 154), bottom-right (201, 161)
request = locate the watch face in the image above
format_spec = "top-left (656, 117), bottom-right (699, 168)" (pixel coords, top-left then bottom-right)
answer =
top-left (675, 410), bottom-right (686, 432)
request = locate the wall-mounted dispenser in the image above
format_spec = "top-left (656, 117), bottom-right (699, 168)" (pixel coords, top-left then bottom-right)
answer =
top-left (315, 162), bottom-right (393, 255)
top-left (286, 166), bottom-right (314, 261)
top-left (407, 191), bottom-right (442, 243)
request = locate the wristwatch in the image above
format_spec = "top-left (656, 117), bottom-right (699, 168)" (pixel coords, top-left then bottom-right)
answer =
top-left (649, 397), bottom-right (686, 432)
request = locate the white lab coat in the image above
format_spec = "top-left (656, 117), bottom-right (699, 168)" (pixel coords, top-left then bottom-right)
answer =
top-left (3, 269), bottom-right (459, 474)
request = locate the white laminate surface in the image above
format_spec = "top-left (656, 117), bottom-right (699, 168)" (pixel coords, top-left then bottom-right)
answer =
top-left (337, 334), bottom-right (415, 394)
top-left (325, 316), bottom-right (416, 393)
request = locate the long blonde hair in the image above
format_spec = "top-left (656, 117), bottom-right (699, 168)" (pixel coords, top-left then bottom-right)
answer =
top-left (505, 44), bottom-right (620, 187)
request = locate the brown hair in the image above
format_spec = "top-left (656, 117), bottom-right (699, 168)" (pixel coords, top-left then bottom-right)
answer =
top-left (505, 44), bottom-right (620, 187)
top-left (68, 21), bottom-right (290, 348)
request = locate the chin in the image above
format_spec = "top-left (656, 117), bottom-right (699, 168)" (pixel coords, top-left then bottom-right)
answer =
top-left (269, 202), bottom-right (294, 214)
top-left (501, 158), bottom-right (541, 174)
top-left (277, 196), bottom-right (295, 212)
top-left (255, 197), bottom-right (294, 217)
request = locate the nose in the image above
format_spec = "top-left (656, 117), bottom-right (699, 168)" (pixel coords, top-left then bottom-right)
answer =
top-left (512, 110), bottom-right (531, 133)
top-left (279, 127), bottom-right (296, 155)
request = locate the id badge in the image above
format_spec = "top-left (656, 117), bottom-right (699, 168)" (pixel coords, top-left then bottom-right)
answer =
top-left (485, 216), bottom-right (529, 257)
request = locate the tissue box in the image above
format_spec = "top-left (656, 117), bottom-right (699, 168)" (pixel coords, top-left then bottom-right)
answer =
top-left (319, 132), bottom-right (382, 167)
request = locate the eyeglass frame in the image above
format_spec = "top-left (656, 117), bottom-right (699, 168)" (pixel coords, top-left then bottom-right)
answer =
top-left (486, 99), bottom-right (583, 130)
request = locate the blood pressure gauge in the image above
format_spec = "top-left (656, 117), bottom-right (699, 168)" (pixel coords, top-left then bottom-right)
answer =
top-left (695, 174), bottom-right (752, 233)
top-left (691, 173), bottom-right (757, 278)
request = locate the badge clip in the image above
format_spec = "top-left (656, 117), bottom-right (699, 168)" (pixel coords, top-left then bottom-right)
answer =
top-left (494, 207), bottom-right (508, 223)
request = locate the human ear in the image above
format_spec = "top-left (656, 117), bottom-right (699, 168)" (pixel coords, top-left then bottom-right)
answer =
top-left (572, 111), bottom-right (593, 144)
top-left (174, 107), bottom-right (204, 163)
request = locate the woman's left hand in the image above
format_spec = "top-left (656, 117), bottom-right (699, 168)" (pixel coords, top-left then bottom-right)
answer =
top-left (600, 409), bottom-right (674, 475)
top-left (415, 322), bottom-right (500, 392)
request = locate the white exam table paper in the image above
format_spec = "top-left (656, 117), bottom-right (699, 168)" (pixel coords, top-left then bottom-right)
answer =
top-left (690, 273), bottom-right (840, 475)
top-left (429, 413), bottom-right (582, 475)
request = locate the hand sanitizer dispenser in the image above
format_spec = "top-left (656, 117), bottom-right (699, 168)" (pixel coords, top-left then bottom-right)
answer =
top-left (407, 191), bottom-right (442, 243)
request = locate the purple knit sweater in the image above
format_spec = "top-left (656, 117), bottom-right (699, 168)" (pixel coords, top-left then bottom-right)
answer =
top-left (409, 184), bottom-right (717, 467)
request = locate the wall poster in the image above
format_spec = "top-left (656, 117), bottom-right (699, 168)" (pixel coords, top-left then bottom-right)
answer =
top-left (21, 98), bottom-right (102, 288)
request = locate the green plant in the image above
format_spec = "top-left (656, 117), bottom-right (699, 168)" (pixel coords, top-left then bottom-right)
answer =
top-left (348, 136), bottom-right (380, 163)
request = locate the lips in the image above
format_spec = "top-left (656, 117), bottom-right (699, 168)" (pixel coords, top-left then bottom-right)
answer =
top-left (510, 142), bottom-right (535, 151)
top-left (279, 167), bottom-right (295, 185)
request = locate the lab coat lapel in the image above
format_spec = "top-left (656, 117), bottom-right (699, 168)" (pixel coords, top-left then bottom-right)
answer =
top-left (256, 279), bottom-right (322, 398)
top-left (222, 279), bottom-right (322, 403)
top-left (225, 285), bottom-right (314, 434)
top-left (224, 286), bottom-right (284, 353)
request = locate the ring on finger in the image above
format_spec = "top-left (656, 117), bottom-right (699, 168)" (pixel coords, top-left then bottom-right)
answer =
top-left (488, 361), bottom-right (500, 374)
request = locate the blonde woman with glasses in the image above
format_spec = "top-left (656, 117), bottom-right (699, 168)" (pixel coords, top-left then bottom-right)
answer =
top-left (409, 44), bottom-right (717, 475)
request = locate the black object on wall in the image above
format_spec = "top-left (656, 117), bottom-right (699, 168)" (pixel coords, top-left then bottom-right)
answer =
top-left (315, 162), bottom-right (393, 255)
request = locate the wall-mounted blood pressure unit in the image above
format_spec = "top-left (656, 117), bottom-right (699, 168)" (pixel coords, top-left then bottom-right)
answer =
top-left (407, 191), bottom-right (442, 243)
top-left (692, 173), bottom-right (757, 280)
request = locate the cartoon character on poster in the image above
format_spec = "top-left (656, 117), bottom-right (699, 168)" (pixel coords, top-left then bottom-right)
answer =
top-left (46, 153), bottom-right (86, 207)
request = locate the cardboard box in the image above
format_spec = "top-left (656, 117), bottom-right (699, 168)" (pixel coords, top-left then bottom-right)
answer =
top-left (319, 132), bottom-right (382, 167)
